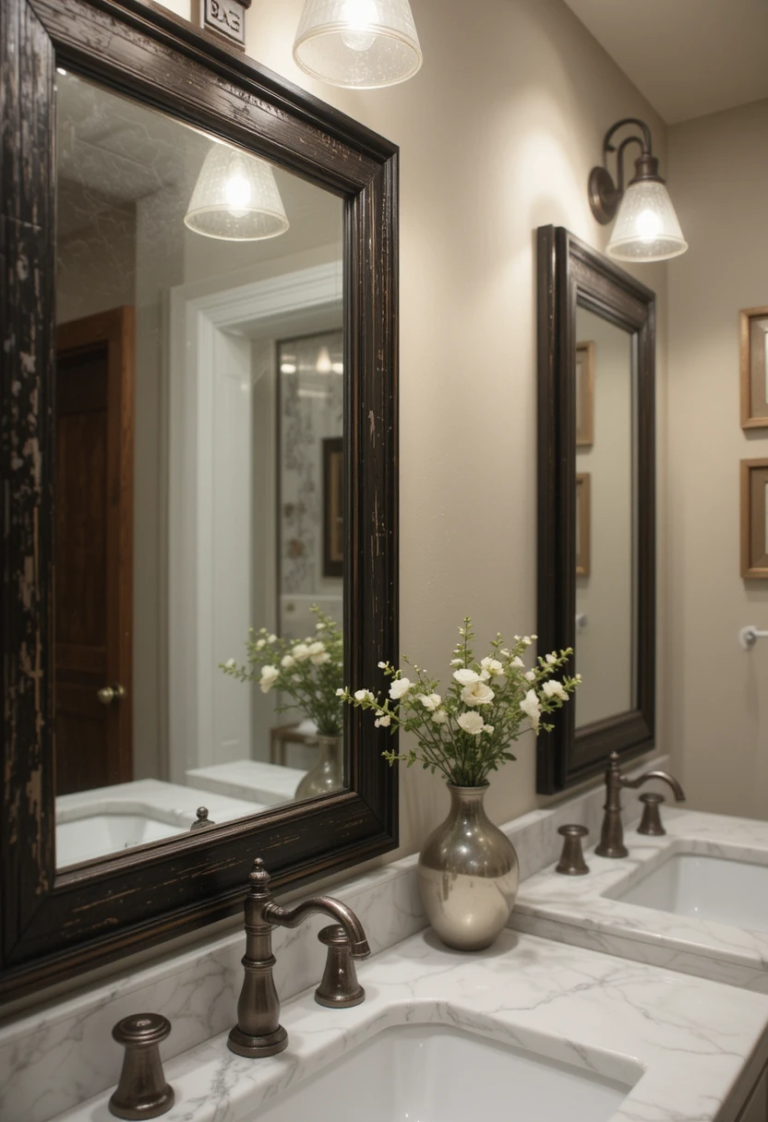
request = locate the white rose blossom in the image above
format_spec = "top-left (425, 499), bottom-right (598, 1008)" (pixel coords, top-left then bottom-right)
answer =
top-left (481, 657), bottom-right (504, 676)
top-left (374, 712), bottom-right (391, 728)
top-left (450, 658), bottom-right (464, 667)
top-left (460, 681), bottom-right (495, 707)
top-left (457, 711), bottom-right (487, 736)
top-left (432, 709), bottom-right (448, 725)
top-left (259, 665), bottom-right (280, 693)
top-left (224, 657), bottom-right (236, 669)
top-left (524, 670), bottom-right (536, 682)
top-left (419, 692), bottom-right (442, 711)
top-left (542, 679), bottom-right (569, 702)
top-left (354, 689), bottom-right (374, 702)
top-left (389, 677), bottom-right (413, 700)
top-left (293, 643), bottom-right (311, 661)
top-left (281, 654), bottom-right (295, 668)
top-left (520, 689), bottom-right (541, 729)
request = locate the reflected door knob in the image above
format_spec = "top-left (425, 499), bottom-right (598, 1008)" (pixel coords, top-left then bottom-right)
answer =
top-left (97, 684), bottom-right (127, 705)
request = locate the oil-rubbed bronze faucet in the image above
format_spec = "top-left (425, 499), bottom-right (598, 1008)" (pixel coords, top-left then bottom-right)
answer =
top-left (228, 858), bottom-right (371, 1058)
top-left (595, 752), bottom-right (685, 859)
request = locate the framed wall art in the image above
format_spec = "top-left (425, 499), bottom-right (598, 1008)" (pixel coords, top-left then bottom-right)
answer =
top-left (576, 341), bottom-right (595, 447)
top-left (741, 459), bottom-right (768, 578)
top-left (740, 307), bottom-right (768, 429)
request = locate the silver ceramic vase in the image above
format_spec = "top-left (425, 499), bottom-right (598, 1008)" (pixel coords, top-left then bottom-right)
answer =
top-left (418, 784), bottom-right (519, 951)
top-left (294, 734), bottom-right (344, 799)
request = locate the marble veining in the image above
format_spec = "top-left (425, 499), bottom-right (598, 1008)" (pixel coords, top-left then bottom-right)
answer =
top-left (0, 755), bottom-right (665, 1122)
top-left (512, 806), bottom-right (768, 993)
top-left (48, 930), bottom-right (768, 1122)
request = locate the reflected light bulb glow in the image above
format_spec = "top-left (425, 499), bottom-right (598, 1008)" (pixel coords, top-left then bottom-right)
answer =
top-left (225, 170), bottom-right (251, 218)
top-left (341, 0), bottom-right (377, 51)
top-left (316, 346), bottom-right (333, 374)
top-left (635, 208), bottom-right (662, 243)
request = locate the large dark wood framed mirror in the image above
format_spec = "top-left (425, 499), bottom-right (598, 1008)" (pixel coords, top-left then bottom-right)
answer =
top-left (1, 0), bottom-right (398, 1001)
top-left (536, 226), bottom-right (655, 793)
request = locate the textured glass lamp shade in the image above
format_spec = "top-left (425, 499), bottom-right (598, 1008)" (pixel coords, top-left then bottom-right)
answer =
top-left (184, 145), bottom-right (289, 241)
top-left (293, 0), bottom-right (422, 88)
top-left (607, 179), bottom-right (687, 262)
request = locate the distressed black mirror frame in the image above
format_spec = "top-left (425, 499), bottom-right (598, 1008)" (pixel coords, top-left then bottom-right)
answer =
top-left (536, 226), bottom-right (655, 794)
top-left (1, 0), bottom-right (398, 1001)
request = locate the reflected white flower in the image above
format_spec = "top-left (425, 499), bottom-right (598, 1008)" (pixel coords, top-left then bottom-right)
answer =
top-left (389, 677), bottom-right (413, 700)
top-left (316, 622), bottom-right (326, 630)
top-left (281, 654), bottom-right (295, 668)
top-left (336, 688), bottom-right (345, 696)
top-left (268, 634), bottom-right (277, 643)
top-left (432, 709), bottom-right (448, 725)
top-left (293, 643), bottom-right (311, 661)
top-left (460, 681), bottom-right (495, 707)
top-left (378, 660), bottom-right (387, 669)
top-left (224, 657), bottom-right (236, 669)
top-left (419, 692), bottom-right (442, 711)
top-left (374, 713), bottom-right (391, 728)
top-left (259, 665), bottom-right (280, 693)
top-left (255, 639), bottom-right (266, 650)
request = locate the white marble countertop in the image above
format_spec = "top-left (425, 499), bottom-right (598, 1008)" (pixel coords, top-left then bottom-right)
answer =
top-left (50, 928), bottom-right (768, 1122)
top-left (512, 807), bottom-right (768, 992)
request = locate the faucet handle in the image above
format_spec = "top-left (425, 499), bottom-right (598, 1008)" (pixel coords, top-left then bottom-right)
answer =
top-left (315, 925), bottom-right (366, 1008)
top-left (555, 825), bottom-right (590, 876)
top-left (637, 792), bottom-right (666, 836)
top-left (109, 1014), bottom-right (174, 1119)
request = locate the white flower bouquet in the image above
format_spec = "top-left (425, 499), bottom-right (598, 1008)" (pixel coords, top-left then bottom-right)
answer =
top-left (222, 607), bottom-right (344, 737)
top-left (339, 618), bottom-right (580, 787)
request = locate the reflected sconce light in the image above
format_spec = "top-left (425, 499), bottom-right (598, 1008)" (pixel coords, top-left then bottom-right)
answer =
top-left (292, 0), bottom-right (422, 89)
top-left (184, 144), bottom-right (289, 241)
top-left (589, 118), bottom-right (687, 262)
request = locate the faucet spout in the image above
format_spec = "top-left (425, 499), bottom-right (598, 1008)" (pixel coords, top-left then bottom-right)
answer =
top-left (265, 896), bottom-right (371, 958)
top-left (622, 769), bottom-right (686, 802)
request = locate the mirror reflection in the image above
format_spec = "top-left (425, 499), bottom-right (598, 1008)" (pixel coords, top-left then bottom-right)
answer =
top-left (573, 305), bottom-right (637, 729)
top-left (54, 71), bottom-right (345, 867)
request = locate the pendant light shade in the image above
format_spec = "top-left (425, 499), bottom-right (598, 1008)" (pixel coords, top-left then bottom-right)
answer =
top-left (184, 145), bottom-right (289, 242)
top-left (293, 0), bottom-right (422, 88)
top-left (606, 179), bottom-right (687, 262)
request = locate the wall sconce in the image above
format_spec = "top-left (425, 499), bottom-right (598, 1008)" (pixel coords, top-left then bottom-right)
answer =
top-left (184, 144), bottom-right (289, 241)
top-left (293, 0), bottom-right (422, 88)
top-left (589, 118), bottom-right (687, 262)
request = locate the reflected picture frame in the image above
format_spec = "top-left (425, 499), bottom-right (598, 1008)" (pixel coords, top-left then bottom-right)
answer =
top-left (576, 473), bottom-right (591, 576)
top-left (740, 307), bottom-right (768, 430)
top-left (740, 458), bottom-right (768, 578)
top-left (323, 436), bottom-right (343, 578)
top-left (576, 341), bottom-right (595, 447)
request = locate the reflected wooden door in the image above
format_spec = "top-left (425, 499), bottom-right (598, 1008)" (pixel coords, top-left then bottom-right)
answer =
top-left (55, 308), bottom-right (135, 796)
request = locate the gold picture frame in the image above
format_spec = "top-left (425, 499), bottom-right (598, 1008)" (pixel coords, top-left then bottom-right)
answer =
top-left (740, 307), bottom-right (768, 429)
top-left (576, 472), bottom-right (591, 577)
top-left (740, 458), bottom-right (768, 578)
top-left (576, 340), bottom-right (595, 447)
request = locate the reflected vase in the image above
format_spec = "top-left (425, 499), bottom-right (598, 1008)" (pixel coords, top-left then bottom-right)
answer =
top-left (418, 784), bottom-right (519, 951)
top-left (294, 734), bottom-right (344, 799)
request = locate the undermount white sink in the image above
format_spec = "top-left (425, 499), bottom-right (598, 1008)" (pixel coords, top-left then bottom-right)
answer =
top-left (609, 852), bottom-right (768, 930)
top-left (255, 1024), bottom-right (630, 1122)
top-left (56, 813), bottom-right (184, 866)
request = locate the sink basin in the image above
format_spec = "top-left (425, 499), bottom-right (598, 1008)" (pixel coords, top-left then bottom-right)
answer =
top-left (256, 1024), bottom-right (630, 1122)
top-left (608, 852), bottom-right (768, 930)
top-left (56, 813), bottom-right (184, 866)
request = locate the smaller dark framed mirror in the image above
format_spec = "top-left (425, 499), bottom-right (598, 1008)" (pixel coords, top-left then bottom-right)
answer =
top-left (536, 226), bottom-right (656, 793)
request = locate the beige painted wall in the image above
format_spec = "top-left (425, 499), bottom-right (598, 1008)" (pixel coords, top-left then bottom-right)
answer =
top-left (666, 98), bottom-right (768, 818)
top-left (234, 0), bottom-right (668, 855)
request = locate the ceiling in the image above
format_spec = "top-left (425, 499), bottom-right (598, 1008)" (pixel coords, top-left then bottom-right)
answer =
top-left (562, 0), bottom-right (768, 125)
